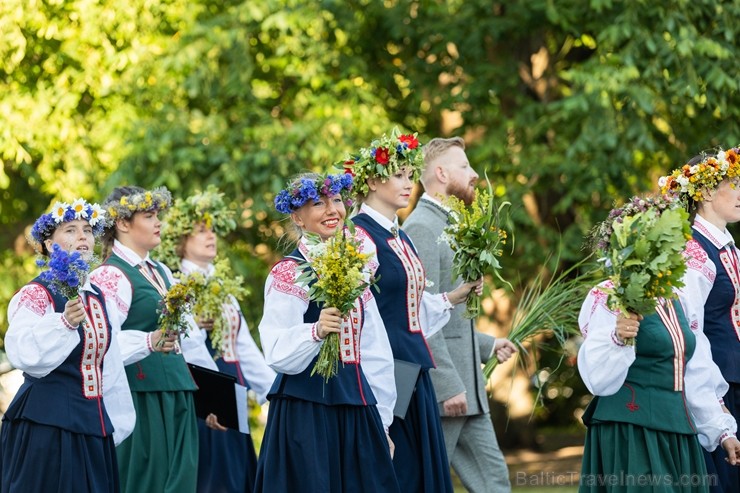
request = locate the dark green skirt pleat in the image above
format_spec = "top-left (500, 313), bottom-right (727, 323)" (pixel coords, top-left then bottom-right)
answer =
top-left (580, 422), bottom-right (710, 493)
top-left (117, 391), bottom-right (198, 493)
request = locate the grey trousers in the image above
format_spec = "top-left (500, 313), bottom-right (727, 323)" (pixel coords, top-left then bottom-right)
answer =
top-left (441, 413), bottom-right (511, 493)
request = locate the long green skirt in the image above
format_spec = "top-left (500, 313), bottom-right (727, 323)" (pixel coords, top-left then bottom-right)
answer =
top-left (580, 422), bottom-right (710, 493)
top-left (116, 391), bottom-right (198, 493)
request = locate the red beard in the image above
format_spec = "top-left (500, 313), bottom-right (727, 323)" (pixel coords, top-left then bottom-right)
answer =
top-left (446, 180), bottom-right (476, 206)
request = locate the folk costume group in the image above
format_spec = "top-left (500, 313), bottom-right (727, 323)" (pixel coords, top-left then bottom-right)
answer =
top-left (1, 128), bottom-right (739, 493)
top-left (578, 149), bottom-right (740, 493)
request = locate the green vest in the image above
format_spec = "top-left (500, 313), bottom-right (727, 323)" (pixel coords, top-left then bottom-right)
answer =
top-left (583, 300), bottom-right (697, 435)
top-left (105, 254), bottom-right (197, 392)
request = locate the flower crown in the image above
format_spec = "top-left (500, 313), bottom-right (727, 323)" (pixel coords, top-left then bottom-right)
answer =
top-left (274, 173), bottom-right (354, 214)
top-left (659, 147), bottom-right (740, 203)
top-left (338, 127), bottom-right (423, 197)
top-left (106, 187), bottom-right (172, 220)
top-left (157, 186), bottom-right (238, 266)
top-left (591, 194), bottom-right (681, 252)
top-left (31, 198), bottom-right (107, 244)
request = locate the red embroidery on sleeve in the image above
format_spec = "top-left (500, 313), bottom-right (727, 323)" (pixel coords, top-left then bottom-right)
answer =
top-left (91, 267), bottom-right (129, 315)
top-left (269, 260), bottom-right (309, 302)
top-left (16, 284), bottom-right (52, 318)
top-left (354, 226), bottom-right (380, 274)
top-left (590, 285), bottom-right (612, 312)
top-left (684, 239), bottom-right (715, 282)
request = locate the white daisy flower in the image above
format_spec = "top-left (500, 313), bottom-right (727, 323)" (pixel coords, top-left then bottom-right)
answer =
top-left (50, 202), bottom-right (70, 223)
top-left (70, 198), bottom-right (88, 219)
top-left (88, 204), bottom-right (106, 227)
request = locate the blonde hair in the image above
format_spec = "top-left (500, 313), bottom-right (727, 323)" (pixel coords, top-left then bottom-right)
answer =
top-left (420, 137), bottom-right (466, 187)
top-left (422, 137), bottom-right (465, 165)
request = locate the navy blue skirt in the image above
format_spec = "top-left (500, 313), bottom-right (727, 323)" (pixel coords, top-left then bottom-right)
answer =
top-left (389, 370), bottom-right (453, 493)
top-left (704, 382), bottom-right (740, 493)
top-left (254, 397), bottom-right (399, 493)
top-left (0, 418), bottom-right (119, 493)
top-left (197, 418), bottom-right (257, 493)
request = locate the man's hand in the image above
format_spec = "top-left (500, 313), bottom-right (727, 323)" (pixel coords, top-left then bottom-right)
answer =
top-left (494, 338), bottom-right (517, 363)
top-left (443, 392), bottom-right (468, 417)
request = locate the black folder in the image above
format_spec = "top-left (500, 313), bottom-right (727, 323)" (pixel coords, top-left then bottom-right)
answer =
top-left (393, 359), bottom-right (422, 419)
top-left (187, 363), bottom-right (249, 434)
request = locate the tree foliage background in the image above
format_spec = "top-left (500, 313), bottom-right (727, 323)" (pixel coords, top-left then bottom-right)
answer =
top-left (2, 0), bottom-right (739, 441)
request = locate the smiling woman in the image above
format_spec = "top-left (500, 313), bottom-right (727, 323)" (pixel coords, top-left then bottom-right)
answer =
top-left (253, 172), bottom-right (400, 493)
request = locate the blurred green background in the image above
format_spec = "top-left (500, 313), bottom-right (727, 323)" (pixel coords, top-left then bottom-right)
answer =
top-left (2, 1), bottom-right (739, 487)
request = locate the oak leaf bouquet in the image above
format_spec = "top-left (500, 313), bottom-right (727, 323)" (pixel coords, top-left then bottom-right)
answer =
top-left (591, 195), bottom-right (691, 345)
top-left (179, 257), bottom-right (248, 356)
top-left (295, 223), bottom-right (377, 382)
top-left (442, 180), bottom-right (511, 318)
top-left (157, 277), bottom-right (198, 349)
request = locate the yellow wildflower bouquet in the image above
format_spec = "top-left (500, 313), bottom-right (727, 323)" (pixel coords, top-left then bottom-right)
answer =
top-left (178, 257), bottom-right (248, 357)
top-left (443, 180), bottom-right (511, 318)
top-left (157, 277), bottom-right (198, 347)
top-left (295, 223), bottom-right (376, 382)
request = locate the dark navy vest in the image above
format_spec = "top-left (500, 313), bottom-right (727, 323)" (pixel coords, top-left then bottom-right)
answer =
top-left (352, 213), bottom-right (435, 369)
top-left (4, 278), bottom-right (115, 438)
top-left (267, 250), bottom-right (376, 407)
top-left (693, 231), bottom-right (740, 384)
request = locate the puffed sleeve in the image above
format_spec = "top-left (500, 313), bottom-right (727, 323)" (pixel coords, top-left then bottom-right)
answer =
top-left (90, 265), bottom-right (151, 365)
top-left (232, 296), bottom-right (276, 404)
top-left (419, 291), bottom-right (453, 338)
top-left (577, 283), bottom-right (636, 396)
top-left (679, 240), bottom-right (729, 400)
top-left (102, 319), bottom-right (136, 446)
top-left (258, 260), bottom-right (322, 374)
top-left (5, 283), bottom-right (81, 377)
top-left (684, 342), bottom-right (737, 451)
top-left (358, 292), bottom-right (397, 430)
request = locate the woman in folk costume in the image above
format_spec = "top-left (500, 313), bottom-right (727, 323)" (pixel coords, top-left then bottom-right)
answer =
top-left (90, 186), bottom-right (217, 493)
top-left (157, 187), bottom-right (276, 493)
top-left (0, 199), bottom-right (134, 493)
top-left (254, 172), bottom-right (400, 493)
top-left (578, 196), bottom-right (740, 493)
top-left (343, 128), bottom-right (483, 493)
top-left (660, 148), bottom-right (740, 492)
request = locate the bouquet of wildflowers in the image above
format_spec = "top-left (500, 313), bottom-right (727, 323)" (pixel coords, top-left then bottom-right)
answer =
top-left (442, 180), bottom-right (511, 318)
top-left (179, 258), bottom-right (248, 356)
top-left (591, 195), bottom-right (691, 343)
top-left (295, 223), bottom-right (376, 382)
top-left (36, 243), bottom-right (91, 300)
top-left (157, 277), bottom-right (198, 346)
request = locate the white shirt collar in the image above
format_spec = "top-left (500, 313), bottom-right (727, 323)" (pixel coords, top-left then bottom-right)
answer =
top-left (180, 258), bottom-right (214, 277)
top-left (693, 214), bottom-right (736, 249)
top-left (359, 203), bottom-right (399, 233)
top-left (112, 239), bottom-right (156, 267)
top-left (80, 277), bottom-right (95, 294)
